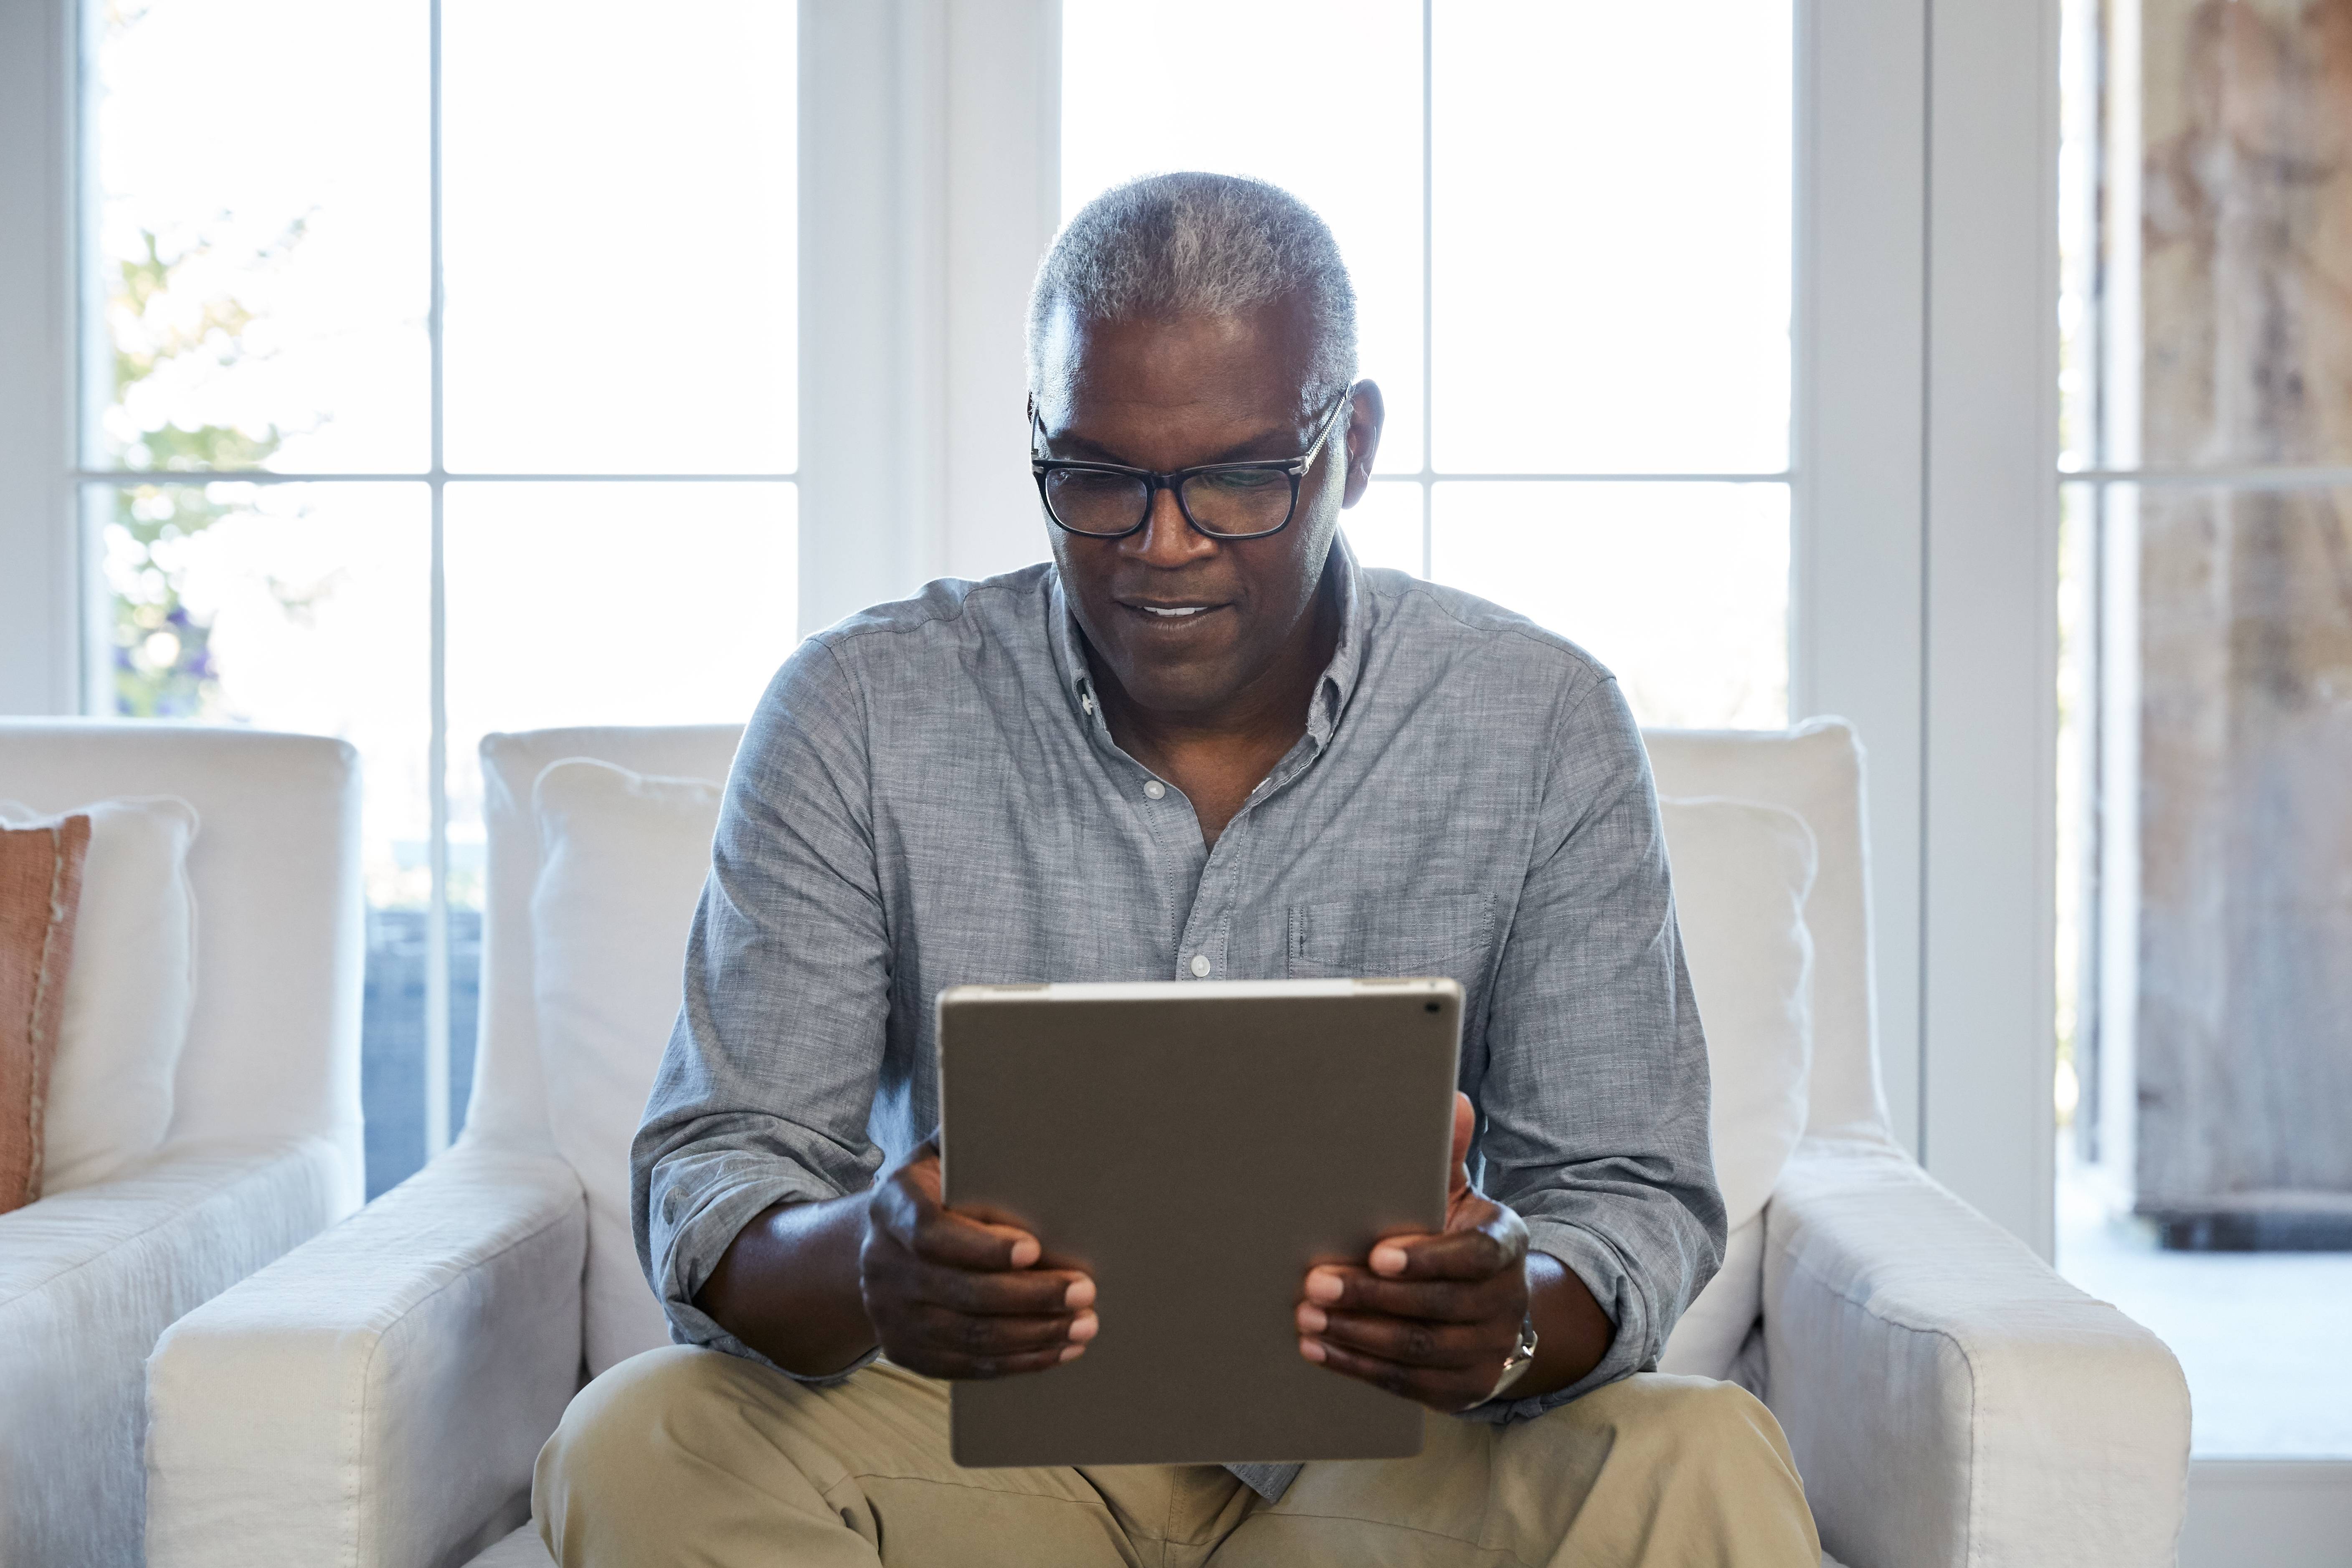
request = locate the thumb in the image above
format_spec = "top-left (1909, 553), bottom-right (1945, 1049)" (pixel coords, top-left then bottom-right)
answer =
top-left (1447, 1092), bottom-right (1475, 1200)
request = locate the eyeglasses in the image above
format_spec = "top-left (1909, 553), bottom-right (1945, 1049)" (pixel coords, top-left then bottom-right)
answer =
top-left (1029, 395), bottom-right (1353, 541)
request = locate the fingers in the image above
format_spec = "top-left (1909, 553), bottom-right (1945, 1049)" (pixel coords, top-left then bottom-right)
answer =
top-left (875, 1147), bottom-right (1047, 1272)
top-left (1294, 1259), bottom-right (1527, 1414)
top-left (907, 1307), bottom-right (1100, 1363)
top-left (863, 1145), bottom-right (1098, 1381)
top-left (1295, 1303), bottom-right (1508, 1372)
top-left (1298, 1335), bottom-right (1503, 1414)
top-left (1301, 1261), bottom-right (1517, 1322)
top-left (1358, 1226), bottom-right (1521, 1285)
top-left (902, 1342), bottom-right (1085, 1380)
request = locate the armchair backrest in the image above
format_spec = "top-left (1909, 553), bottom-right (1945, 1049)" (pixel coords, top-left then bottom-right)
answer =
top-left (1643, 719), bottom-right (1890, 1143)
top-left (467, 725), bottom-right (745, 1151)
top-left (0, 720), bottom-right (366, 1204)
top-left (463, 717), bottom-right (1891, 1150)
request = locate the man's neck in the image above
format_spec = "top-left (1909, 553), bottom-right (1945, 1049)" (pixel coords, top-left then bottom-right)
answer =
top-left (1092, 566), bottom-right (1341, 844)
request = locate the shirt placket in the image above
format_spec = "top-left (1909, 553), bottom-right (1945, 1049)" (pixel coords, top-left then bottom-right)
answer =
top-left (1171, 721), bottom-right (1331, 983)
top-left (1074, 671), bottom-right (1340, 984)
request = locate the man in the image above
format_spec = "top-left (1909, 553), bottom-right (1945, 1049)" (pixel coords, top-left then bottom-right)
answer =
top-left (535, 172), bottom-right (1819, 1566)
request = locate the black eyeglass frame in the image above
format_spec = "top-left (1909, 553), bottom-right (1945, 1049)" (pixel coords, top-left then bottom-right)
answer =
top-left (1028, 393), bottom-right (1354, 541)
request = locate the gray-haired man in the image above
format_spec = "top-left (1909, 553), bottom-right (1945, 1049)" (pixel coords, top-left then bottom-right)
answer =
top-left (534, 173), bottom-right (1820, 1566)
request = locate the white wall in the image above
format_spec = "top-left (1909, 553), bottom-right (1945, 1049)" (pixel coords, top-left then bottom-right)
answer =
top-left (0, 0), bottom-right (79, 717)
top-left (1793, 0), bottom-right (1929, 1157)
top-left (1920, 0), bottom-right (2062, 1256)
top-left (797, 0), bottom-right (1059, 637)
top-left (1797, 0), bottom-right (2061, 1252)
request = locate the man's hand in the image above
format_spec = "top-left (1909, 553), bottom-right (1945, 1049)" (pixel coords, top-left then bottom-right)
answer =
top-left (1295, 1093), bottom-right (1533, 1412)
top-left (859, 1140), bottom-right (1099, 1378)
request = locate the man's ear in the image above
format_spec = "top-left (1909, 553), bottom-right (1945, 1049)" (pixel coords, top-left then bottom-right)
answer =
top-left (1342, 379), bottom-right (1386, 507)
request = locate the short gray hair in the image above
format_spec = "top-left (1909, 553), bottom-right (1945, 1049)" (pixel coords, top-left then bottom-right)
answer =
top-left (1027, 172), bottom-right (1358, 410)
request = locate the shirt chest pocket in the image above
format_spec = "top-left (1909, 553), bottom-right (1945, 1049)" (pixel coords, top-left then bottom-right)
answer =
top-left (1284, 893), bottom-right (1496, 988)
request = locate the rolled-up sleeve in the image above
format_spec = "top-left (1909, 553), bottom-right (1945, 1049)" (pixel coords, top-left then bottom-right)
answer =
top-left (630, 637), bottom-right (893, 1375)
top-left (1466, 671), bottom-right (1725, 1423)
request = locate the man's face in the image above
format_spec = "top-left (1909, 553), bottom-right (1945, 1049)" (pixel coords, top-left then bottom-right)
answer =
top-left (1032, 296), bottom-right (1380, 719)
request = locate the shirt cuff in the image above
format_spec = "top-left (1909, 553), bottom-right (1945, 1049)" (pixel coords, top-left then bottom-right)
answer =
top-left (1452, 1216), bottom-right (1656, 1425)
top-left (651, 1168), bottom-right (878, 1385)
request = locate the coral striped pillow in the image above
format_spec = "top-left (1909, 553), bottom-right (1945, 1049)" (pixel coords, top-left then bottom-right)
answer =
top-left (0, 816), bottom-right (90, 1213)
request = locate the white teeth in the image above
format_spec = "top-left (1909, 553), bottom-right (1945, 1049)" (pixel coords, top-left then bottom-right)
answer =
top-left (1141, 605), bottom-right (1206, 617)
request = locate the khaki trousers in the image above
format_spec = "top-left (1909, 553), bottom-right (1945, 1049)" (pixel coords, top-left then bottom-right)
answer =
top-left (534, 1346), bottom-right (1820, 1568)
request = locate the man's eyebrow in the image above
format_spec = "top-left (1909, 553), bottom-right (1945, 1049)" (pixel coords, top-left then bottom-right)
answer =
top-left (1043, 423), bottom-right (1304, 467)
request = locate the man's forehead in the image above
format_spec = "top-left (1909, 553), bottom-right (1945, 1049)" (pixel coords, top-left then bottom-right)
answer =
top-left (1033, 297), bottom-right (1320, 427)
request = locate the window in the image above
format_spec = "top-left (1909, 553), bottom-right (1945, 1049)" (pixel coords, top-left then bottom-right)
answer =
top-left (1061, 0), bottom-right (1794, 728)
top-left (83, 0), bottom-right (798, 1193)
top-left (2055, 0), bottom-right (2352, 1459)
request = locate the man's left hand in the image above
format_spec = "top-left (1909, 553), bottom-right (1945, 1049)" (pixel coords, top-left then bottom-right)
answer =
top-left (1295, 1092), bottom-right (1533, 1413)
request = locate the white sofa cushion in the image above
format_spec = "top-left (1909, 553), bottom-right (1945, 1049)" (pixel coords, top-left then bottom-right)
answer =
top-left (530, 759), bottom-right (722, 1375)
top-left (1654, 796), bottom-right (1816, 1377)
top-left (0, 795), bottom-right (199, 1194)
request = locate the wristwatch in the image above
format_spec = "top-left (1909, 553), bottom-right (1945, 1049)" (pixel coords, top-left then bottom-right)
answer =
top-left (1481, 1314), bottom-right (1540, 1404)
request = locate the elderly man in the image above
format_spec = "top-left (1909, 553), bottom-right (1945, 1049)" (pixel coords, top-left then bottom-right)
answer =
top-left (535, 173), bottom-right (1819, 1566)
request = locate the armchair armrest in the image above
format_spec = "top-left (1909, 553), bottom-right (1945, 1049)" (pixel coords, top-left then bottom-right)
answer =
top-left (1762, 1139), bottom-right (2190, 1568)
top-left (0, 1138), bottom-right (345, 1568)
top-left (145, 1142), bottom-right (587, 1568)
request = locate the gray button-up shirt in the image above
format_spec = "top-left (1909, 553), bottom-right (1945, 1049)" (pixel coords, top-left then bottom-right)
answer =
top-left (633, 542), bottom-right (1724, 1501)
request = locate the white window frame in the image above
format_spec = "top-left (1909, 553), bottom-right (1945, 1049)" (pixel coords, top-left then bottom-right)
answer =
top-left (1, 0), bottom-right (2063, 1253)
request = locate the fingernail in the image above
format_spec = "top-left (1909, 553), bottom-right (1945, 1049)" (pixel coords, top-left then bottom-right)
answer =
top-left (1059, 1343), bottom-right (1084, 1363)
top-left (1009, 1237), bottom-right (1041, 1267)
top-left (1297, 1304), bottom-right (1328, 1333)
top-left (1305, 1270), bottom-right (1343, 1304)
top-left (1068, 1311), bottom-right (1099, 1343)
top-left (1299, 1337), bottom-right (1327, 1363)
top-left (1370, 1246), bottom-right (1407, 1275)
top-left (1064, 1278), bottom-right (1095, 1310)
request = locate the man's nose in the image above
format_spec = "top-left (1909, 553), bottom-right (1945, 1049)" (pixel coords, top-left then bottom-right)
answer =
top-left (1121, 485), bottom-right (1217, 568)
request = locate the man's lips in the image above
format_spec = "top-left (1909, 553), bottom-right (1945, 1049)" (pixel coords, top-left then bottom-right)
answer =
top-left (1117, 599), bottom-right (1229, 622)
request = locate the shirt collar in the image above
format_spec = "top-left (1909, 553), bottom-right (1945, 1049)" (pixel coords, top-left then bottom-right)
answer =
top-left (1044, 532), bottom-right (1370, 747)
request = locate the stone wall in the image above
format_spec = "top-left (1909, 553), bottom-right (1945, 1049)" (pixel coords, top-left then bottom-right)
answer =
top-left (2135, 0), bottom-right (2352, 1241)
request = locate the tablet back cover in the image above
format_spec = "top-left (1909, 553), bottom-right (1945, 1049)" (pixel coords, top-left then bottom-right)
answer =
top-left (939, 981), bottom-right (1459, 1468)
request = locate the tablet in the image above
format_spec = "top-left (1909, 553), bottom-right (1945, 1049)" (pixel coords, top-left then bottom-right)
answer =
top-left (936, 977), bottom-right (1462, 1469)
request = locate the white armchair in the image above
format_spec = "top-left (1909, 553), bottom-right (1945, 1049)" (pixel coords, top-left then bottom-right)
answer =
top-left (145, 721), bottom-right (2191, 1568)
top-left (1645, 726), bottom-right (2191, 1566)
top-left (0, 720), bottom-right (365, 1568)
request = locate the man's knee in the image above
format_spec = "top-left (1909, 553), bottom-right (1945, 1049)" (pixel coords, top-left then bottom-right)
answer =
top-left (538, 1345), bottom-right (734, 1502)
top-left (1634, 1375), bottom-right (1793, 1468)
top-left (1559, 1373), bottom-right (1800, 1483)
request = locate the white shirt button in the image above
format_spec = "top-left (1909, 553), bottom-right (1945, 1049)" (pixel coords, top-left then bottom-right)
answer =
top-left (1189, 953), bottom-right (1211, 978)
top-left (1143, 780), bottom-right (1166, 800)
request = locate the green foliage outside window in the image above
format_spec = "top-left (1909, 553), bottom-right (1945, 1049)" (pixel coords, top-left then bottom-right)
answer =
top-left (104, 222), bottom-right (297, 717)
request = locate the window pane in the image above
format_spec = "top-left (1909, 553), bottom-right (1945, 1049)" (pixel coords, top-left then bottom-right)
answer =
top-left (1344, 481), bottom-right (1425, 577)
top-left (89, 0), bottom-right (430, 473)
top-left (89, 480), bottom-right (434, 1194)
top-left (1430, 481), bottom-right (1788, 728)
top-left (443, 480), bottom-right (798, 869)
top-left (1060, 0), bottom-right (1427, 473)
top-left (442, 2), bottom-right (796, 474)
top-left (2102, 1), bottom-right (2352, 469)
top-left (1431, 1), bottom-right (1792, 475)
top-left (2058, 479), bottom-right (2352, 1457)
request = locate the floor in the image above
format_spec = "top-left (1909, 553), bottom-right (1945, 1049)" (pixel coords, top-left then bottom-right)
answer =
top-left (2055, 1159), bottom-right (2352, 1458)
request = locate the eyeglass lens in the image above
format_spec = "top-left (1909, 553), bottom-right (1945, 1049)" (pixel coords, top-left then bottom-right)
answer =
top-left (1043, 467), bottom-right (1295, 537)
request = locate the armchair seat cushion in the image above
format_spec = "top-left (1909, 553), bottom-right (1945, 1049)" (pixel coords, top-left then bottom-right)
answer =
top-left (0, 1137), bottom-right (344, 1568)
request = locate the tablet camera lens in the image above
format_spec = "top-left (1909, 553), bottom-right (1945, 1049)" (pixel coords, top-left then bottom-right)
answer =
top-left (1424, 1001), bottom-right (1440, 1013)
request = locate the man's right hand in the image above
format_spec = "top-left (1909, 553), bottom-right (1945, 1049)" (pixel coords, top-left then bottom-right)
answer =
top-left (858, 1140), bottom-right (1098, 1378)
